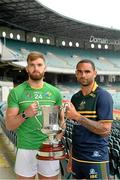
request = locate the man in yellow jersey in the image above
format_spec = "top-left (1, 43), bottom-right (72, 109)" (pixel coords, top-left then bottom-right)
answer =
top-left (5, 52), bottom-right (64, 179)
top-left (66, 59), bottom-right (113, 179)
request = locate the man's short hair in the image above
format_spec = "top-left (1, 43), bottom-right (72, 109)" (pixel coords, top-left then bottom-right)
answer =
top-left (76, 59), bottom-right (95, 70)
top-left (27, 51), bottom-right (45, 63)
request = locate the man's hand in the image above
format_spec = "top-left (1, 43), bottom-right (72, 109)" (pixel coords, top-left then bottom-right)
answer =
top-left (66, 103), bottom-right (80, 121)
top-left (66, 155), bottom-right (72, 173)
top-left (24, 101), bottom-right (38, 118)
top-left (66, 103), bottom-right (112, 137)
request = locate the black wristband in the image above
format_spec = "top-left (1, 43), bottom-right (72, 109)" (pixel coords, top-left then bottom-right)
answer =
top-left (21, 111), bottom-right (28, 119)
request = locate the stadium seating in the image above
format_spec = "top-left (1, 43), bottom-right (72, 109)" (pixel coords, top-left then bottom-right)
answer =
top-left (45, 52), bottom-right (70, 68)
top-left (108, 120), bottom-right (120, 178)
top-left (0, 102), bottom-right (17, 146)
top-left (2, 39), bottom-right (120, 73)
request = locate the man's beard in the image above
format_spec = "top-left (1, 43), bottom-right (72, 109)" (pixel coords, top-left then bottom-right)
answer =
top-left (29, 72), bottom-right (45, 81)
top-left (79, 78), bottom-right (93, 86)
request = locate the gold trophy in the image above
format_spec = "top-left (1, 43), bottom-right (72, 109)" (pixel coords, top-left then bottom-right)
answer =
top-left (36, 105), bottom-right (66, 160)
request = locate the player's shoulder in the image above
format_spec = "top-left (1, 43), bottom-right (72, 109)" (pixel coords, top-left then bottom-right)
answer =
top-left (96, 87), bottom-right (112, 100)
top-left (11, 81), bottom-right (28, 93)
top-left (45, 82), bottom-right (60, 91)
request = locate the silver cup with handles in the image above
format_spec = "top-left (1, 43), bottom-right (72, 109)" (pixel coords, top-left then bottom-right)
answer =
top-left (36, 105), bottom-right (66, 160)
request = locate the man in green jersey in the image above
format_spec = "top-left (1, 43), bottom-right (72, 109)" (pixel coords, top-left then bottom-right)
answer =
top-left (5, 52), bottom-right (64, 179)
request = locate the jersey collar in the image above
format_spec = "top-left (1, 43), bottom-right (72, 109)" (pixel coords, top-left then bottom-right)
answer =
top-left (92, 81), bottom-right (98, 92)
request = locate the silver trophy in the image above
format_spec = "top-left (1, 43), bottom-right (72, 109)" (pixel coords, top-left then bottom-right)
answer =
top-left (36, 105), bottom-right (66, 160)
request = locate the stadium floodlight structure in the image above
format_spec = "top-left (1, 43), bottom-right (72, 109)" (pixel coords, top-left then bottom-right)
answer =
top-left (26, 32), bottom-right (55, 46)
top-left (0, 26), bottom-right (25, 42)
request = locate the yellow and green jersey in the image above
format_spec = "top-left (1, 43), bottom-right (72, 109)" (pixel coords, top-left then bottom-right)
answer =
top-left (71, 82), bottom-right (113, 162)
top-left (7, 81), bottom-right (62, 149)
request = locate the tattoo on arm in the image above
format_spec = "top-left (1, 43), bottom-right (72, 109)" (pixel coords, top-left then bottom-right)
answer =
top-left (78, 116), bottom-right (111, 137)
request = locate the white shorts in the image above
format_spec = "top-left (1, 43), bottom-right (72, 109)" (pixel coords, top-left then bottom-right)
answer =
top-left (15, 149), bottom-right (60, 177)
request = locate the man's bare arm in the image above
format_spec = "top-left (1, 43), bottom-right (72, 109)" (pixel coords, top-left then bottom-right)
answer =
top-left (77, 116), bottom-right (112, 137)
top-left (5, 102), bottom-right (38, 131)
top-left (5, 108), bottom-right (25, 131)
top-left (66, 103), bottom-right (112, 137)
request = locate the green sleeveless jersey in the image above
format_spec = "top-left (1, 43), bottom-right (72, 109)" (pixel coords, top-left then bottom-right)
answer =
top-left (7, 81), bottom-right (62, 149)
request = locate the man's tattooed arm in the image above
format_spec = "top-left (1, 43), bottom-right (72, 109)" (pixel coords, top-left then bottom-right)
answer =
top-left (78, 116), bottom-right (112, 137)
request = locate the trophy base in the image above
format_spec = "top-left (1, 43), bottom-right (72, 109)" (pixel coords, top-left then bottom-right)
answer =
top-left (36, 143), bottom-right (66, 160)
